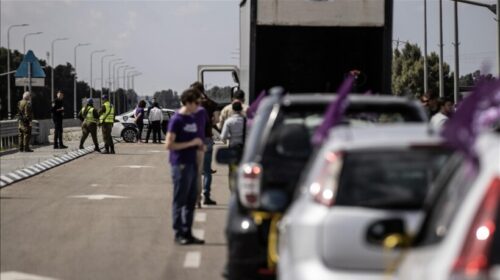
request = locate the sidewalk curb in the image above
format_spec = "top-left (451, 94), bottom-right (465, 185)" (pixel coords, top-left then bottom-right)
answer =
top-left (0, 144), bottom-right (106, 189)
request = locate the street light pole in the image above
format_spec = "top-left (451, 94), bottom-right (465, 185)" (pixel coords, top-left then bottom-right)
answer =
top-left (7, 23), bottom-right (29, 119)
top-left (112, 62), bottom-right (125, 105)
top-left (453, 0), bottom-right (460, 103)
top-left (452, 0), bottom-right (499, 75)
top-left (23, 31), bottom-right (42, 54)
top-left (51, 37), bottom-right (69, 103)
top-left (108, 58), bottom-right (121, 98)
top-left (439, 0), bottom-right (445, 98)
top-left (100, 54), bottom-right (114, 99)
top-left (116, 65), bottom-right (128, 114)
top-left (423, 0), bottom-right (429, 94)
top-left (90, 49), bottom-right (105, 98)
top-left (73, 43), bottom-right (91, 119)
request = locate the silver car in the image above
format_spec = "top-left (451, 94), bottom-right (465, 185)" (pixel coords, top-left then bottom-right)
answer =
top-left (278, 124), bottom-right (451, 280)
top-left (396, 131), bottom-right (500, 280)
top-left (112, 108), bottom-right (175, 142)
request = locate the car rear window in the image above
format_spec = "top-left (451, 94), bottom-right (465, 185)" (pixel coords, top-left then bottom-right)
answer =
top-left (335, 149), bottom-right (451, 210)
top-left (344, 103), bottom-right (425, 123)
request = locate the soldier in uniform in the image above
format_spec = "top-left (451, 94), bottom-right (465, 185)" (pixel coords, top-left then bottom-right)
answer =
top-left (17, 91), bottom-right (33, 152)
top-left (79, 98), bottom-right (100, 152)
top-left (99, 95), bottom-right (115, 154)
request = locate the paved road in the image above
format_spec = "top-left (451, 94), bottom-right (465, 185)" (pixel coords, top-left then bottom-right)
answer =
top-left (1, 143), bottom-right (230, 280)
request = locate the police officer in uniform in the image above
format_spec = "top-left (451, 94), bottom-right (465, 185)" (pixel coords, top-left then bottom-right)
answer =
top-left (79, 98), bottom-right (100, 152)
top-left (99, 95), bottom-right (115, 154)
top-left (17, 91), bottom-right (33, 152)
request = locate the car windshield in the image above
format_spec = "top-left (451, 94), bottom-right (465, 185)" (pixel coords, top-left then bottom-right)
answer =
top-left (335, 149), bottom-right (451, 210)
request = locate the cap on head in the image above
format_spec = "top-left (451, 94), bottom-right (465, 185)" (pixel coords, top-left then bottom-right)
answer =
top-left (87, 98), bottom-right (94, 105)
top-left (102, 95), bottom-right (108, 100)
top-left (23, 91), bottom-right (31, 100)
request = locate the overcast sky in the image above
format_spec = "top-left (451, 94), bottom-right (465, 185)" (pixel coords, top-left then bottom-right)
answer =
top-left (1, 0), bottom-right (497, 97)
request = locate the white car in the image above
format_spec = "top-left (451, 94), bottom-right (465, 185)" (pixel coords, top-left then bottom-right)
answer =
top-left (112, 108), bottom-right (175, 142)
top-left (396, 131), bottom-right (500, 280)
top-left (278, 124), bottom-right (451, 280)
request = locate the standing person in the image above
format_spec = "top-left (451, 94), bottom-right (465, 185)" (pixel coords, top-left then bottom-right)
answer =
top-left (17, 91), bottom-right (33, 152)
top-left (99, 95), bottom-right (115, 154)
top-left (430, 97), bottom-right (454, 131)
top-left (190, 81), bottom-right (219, 205)
top-left (193, 95), bottom-right (208, 208)
top-left (51, 91), bottom-right (67, 149)
top-left (220, 101), bottom-right (246, 191)
top-left (78, 98), bottom-right (100, 152)
top-left (218, 89), bottom-right (248, 130)
top-left (165, 88), bottom-right (205, 245)
top-left (148, 102), bottom-right (163, 143)
top-left (134, 100), bottom-right (146, 142)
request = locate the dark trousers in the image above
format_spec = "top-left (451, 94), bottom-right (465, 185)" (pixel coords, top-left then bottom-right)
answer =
top-left (202, 138), bottom-right (214, 197)
top-left (171, 163), bottom-right (197, 238)
top-left (53, 118), bottom-right (63, 147)
top-left (101, 123), bottom-right (114, 148)
top-left (146, 121), bottom-right (161, 143)
top-left (80, 122), bottom-right (99, 148)
top-left (136, 121), bottom-right (144, 141)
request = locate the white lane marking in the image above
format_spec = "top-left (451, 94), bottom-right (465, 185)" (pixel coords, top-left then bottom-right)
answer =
top-left (116, 165), bottom-right (154, 169)
top-left (0, 271), bottom-right (59, 280)
top-left (29, 167), bottom-right (41, 173)
top-left (7, 173), bottom-right (21, 180)
top-left (148, 150), bottom-right (163, 153)
top-left (192, 229), bottom-right (205, 240)
top-left (68, 194), bottom-right (128, 200)
top-left (16, 170), bottom-right (29, 177)
top-left (90, 183), bottom-right (99, 187)
top-left (194, 212), bottom-right (207, 222)
top-left (183, 251), bottom-right (201, 268)
top-left (22, 169), bottom-right (34, 175)
top-left (1, 175), bottom-right (14, 183)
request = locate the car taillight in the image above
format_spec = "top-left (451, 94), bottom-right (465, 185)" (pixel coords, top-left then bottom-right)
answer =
top-left (451, 177), bottom-right (500, 279)
top-left (238, 162), bottom-right (262, 208)
top-left (308, 151), bottom-right (343, 207)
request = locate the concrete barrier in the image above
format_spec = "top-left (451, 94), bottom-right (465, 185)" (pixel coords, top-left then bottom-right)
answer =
top-left (0, 118), bottom-right (83, 149)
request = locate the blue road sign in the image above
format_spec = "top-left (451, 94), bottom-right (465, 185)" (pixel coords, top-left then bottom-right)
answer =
top-left (15, 50), bottom-right (46, 78)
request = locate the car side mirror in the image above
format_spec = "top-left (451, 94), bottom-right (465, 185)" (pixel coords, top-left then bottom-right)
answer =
top-left (216, 147), bottom-right (241, 165)
top-left (366, 218), bottom-right (410, 248)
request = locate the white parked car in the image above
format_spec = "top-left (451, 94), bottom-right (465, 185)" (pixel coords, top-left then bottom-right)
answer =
top-left (278, 124), bottom-right (451, 280)
top-left (396, 131), bottom-right (500, 280)
top-left (112, 108), bottom-right (175, 142)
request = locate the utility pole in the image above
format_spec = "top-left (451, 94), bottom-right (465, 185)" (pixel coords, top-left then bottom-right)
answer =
top-left (453, 0), bottom-right (460, 103)
top-left (439, 0), bottom-right (445, 98)
top-left (424, 0), bottom-right (429, 94)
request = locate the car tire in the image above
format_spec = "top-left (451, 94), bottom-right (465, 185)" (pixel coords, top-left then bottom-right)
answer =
top-left (121, 127), bottom-right (137, 143)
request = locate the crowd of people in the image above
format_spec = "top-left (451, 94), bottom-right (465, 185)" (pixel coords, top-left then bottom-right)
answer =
top-left (419, 91), bottom-right (455, 130)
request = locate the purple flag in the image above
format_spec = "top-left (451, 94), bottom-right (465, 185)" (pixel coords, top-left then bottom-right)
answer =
top-left (441, 79), bottom-right (500, 168)
top-left (246, 90), bottom-right (266, 119)
top-left (312, 76), bottom-right (355, 146)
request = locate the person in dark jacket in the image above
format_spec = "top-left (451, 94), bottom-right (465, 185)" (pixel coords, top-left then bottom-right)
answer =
top-left (51, 91), bottom-right (67, 149)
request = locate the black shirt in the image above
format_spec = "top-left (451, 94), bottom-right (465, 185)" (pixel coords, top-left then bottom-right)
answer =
top-left (52, 99), bottom-right (64, 120)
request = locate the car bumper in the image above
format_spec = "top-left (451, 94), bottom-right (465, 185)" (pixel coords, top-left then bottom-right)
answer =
top-left (278, 197), bottom-right (389, 280)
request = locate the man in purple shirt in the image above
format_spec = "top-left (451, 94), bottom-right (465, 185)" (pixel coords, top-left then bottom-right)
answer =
top-left (165, 88), bottom-right (204, 245)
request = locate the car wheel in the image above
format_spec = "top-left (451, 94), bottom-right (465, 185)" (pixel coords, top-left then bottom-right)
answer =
top-left (121, 127), bottom-right (137, 143)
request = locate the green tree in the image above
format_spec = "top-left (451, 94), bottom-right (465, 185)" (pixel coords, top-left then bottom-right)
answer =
top-left (392, 43), bottom-right (453, 98)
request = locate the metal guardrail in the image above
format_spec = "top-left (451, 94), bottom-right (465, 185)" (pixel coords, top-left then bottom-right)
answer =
top-left (0, 120), bottom-right (40, 150)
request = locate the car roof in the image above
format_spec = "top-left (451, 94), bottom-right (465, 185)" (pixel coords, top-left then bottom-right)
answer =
top-left (280, 93), bottom-right (418, 106)
top-left (323, 123), bottom-right (443, 151)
